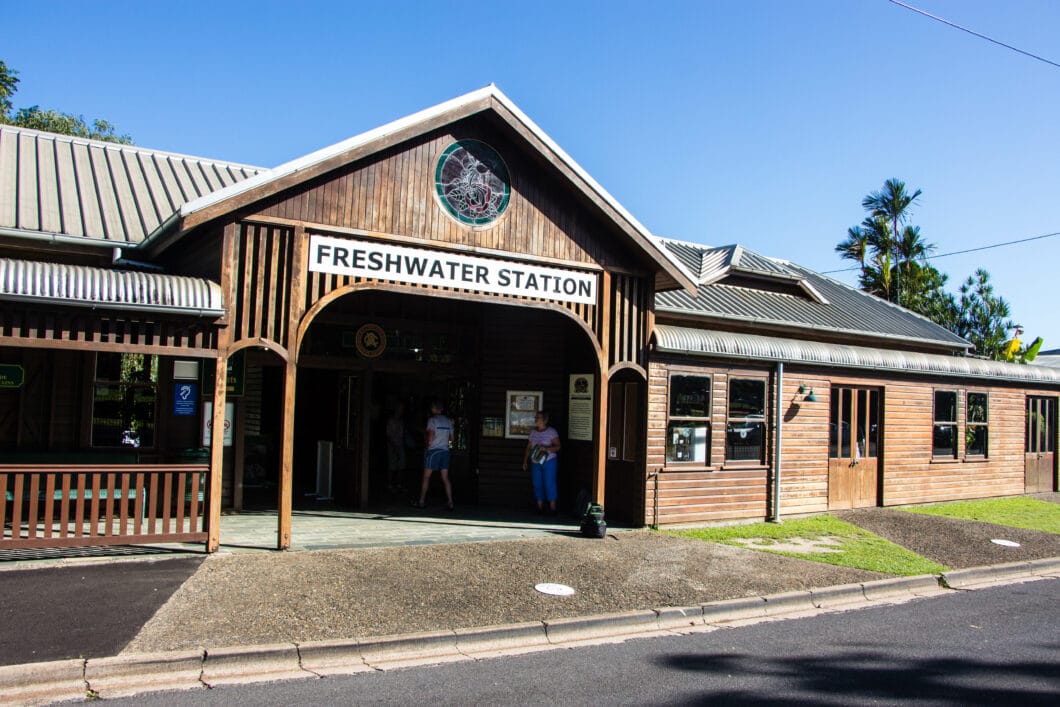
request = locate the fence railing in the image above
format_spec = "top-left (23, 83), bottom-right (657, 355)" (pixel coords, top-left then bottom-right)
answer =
top-left (1, 464), bottom-right (210, 550)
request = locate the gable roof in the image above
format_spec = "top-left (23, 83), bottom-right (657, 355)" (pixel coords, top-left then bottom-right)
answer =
top-left (149, 85), bottom-right (695, 293)
top-left (0, 124), bottom-right (262, 247)
top-left (655, 239), bottom-right (972, 353)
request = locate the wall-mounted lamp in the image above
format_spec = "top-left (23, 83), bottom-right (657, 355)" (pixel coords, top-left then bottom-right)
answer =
top-left (798, 385), bottom-right (818, 402)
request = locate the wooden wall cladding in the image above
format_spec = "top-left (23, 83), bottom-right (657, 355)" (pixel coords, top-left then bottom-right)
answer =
top-left (875, 380), bottom-right (1028, 506)
top-left (769, 372), bottom-right (832, 517)
top-left (253, 117), bottom-right (642, 273)
top-left (645, 359), bottom-right (772, 525)
top-left (647, 358), bottom-right (1059, 526)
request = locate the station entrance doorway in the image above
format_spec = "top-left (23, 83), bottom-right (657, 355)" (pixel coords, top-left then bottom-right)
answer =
top-left (292, 368), bottom-right (476, 509)
top-left (290, 289), bottom-right (601, 514)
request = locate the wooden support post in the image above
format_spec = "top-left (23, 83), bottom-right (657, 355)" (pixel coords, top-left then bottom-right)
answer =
top-left (592, 271), bottom-right (612, 506)
top-left (593, 370), bottom-right (609, 505)
top-left (206, 353), bottom-right (227, 552)
top-left (278, 360), bottom-right (296, 549)
top-left (207, 222), bottom-right (239, 553)
top-left (279, 224), bottom-right (308, 550)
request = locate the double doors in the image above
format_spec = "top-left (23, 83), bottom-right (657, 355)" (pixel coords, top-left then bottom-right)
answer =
top-left (828, 387), bottom-right (881, 509)
top-left (1025, 396), bottom-right (1057, 493)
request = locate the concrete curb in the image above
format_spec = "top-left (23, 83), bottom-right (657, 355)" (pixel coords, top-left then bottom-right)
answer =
top-left (1026, 556), bottom-right (1060, 578)
top-left (201, 643), bottom-right (306, 688)
top-left (544, 610), bottom-right (663, 645)
top-left (0, 560), bottom-right (1055, 704)
top-left (85, 649), bottom-right (204, 699)
top-left (0, 658), bottom-right (85, 706)
top-left (941, 558), bottom-right (1060, 589)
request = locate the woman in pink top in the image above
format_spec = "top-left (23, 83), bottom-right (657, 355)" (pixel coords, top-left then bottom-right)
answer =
top-left (523, 411), bottom-right (561, 514)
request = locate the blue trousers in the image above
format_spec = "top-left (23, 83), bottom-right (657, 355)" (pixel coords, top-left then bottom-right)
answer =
top-left (531, 457), bottom-right (558, 503)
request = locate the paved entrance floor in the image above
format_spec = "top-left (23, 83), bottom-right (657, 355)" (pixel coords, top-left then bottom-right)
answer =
top-left (216, 504), bottom-right (592, 553)
top-left (0, 504), bottom-right (602, 565)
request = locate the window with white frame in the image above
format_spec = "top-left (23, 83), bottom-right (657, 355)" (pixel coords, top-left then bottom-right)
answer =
top-left (933, 389), bottom-right (958, 458)
top-left (965, 392), bottom-right (988, 457)
top-left (666, 375), bottom-right (711, 464)
top-left (726, 378), bottom-right (766, 462)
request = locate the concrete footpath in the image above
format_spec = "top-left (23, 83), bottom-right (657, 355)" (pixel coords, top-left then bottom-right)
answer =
top-left (1, 559), bottom-right (1057, 705)
top-left (0, 503), bottom-right (1058, 705)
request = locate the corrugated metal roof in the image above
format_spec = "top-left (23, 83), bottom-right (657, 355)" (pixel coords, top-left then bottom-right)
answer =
top-left (1032, 352), bottom-right (1060, 369)
top-left (656, 239), bottom-right (971, 351)
top-left (0, 258), bottom-right (224, 316)
top-left (167, 85), bottom-right (697, 294)
top-left (654, 325), bottom-right (1060, 386)
top-left (0, 125), bottom-right (262, 245)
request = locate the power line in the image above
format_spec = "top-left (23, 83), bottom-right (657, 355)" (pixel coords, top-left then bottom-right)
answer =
top-left (822, 230), bottom-right (1060, 274)
top-left (888, 0), bottom-right (1060, 69)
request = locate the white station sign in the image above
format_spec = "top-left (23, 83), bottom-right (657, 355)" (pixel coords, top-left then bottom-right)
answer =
top-left (308, 235), bottom-right (597, 305)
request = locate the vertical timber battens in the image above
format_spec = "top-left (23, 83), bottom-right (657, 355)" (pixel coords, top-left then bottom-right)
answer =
top-left (279, 224), bottom-right (309, 549)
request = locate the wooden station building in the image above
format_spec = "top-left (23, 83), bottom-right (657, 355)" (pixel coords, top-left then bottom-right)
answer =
top-left (1, 87), bottom-right (1057, 551)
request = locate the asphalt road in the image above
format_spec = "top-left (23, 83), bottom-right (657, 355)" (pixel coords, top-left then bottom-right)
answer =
top-left (0, 556), bottom-right (202, 666)
top-left (103, 578), bottom-right (1059, 706)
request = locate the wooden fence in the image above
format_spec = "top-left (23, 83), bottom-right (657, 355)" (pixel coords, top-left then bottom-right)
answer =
top-left (1, 464), bottom-right (210, 550)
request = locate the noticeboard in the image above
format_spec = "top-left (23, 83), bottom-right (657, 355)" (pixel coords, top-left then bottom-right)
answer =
top-left (0, 364), bottom-right (25, 388)
top-left (505, 390), bottom-right (542, 439)
top-left (567, 374), bottom-right (594, 441)
top-left (201, 351), bottom-right (245, 397)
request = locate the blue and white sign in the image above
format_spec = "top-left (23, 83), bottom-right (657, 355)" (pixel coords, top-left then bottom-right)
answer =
top-left (174, 382), bottom-right (198, 416)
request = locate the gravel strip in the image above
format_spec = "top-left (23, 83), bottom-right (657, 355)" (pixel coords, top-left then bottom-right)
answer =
top-left (124, 531), bottom-right (882, 653)
top-left (835, 495), bottom-right (1060, 569)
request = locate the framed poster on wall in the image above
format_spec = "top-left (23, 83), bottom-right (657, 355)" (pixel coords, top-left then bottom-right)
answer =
top-left (567, 373), bottom-right (594, 441)
top-left (506, 390), bottom-right (543, 439)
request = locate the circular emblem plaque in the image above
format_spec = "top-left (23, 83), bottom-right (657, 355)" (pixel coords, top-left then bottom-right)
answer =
top-left (434, 140), bottom-right (510, 226)
top-left (355, 323), bottom-right (386, 358)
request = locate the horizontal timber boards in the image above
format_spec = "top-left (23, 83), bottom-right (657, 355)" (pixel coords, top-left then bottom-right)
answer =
top-left (251, 117), bottom-right (645, 274)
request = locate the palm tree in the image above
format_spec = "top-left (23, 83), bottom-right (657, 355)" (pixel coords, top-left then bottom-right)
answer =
top-left (861, 216), bottom-right (895, 300)
top-left (862, 179), bottom-right (922, 305)
top-left (834, 225), bottom-right (870, 280)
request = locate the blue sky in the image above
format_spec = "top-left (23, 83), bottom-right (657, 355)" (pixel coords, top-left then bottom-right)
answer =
top-left (5, 0), bottom-right (1058, 345)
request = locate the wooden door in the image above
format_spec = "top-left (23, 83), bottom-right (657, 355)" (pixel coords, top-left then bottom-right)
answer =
top-left (828, 387), bottom-right (881, 509)
top-left (1025, 397), bottom-right (1056, 493)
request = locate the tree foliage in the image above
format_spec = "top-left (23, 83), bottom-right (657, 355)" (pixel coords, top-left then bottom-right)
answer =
top-left (0, 59), bottom-right (131, 144)
top-left (8, 106), bottom-right (132, 143)
top-left (0, 60), bottom-right (17, 117)
top-left (835, 179), bottom-right (946, 315)
top-left (837, 181), bottom-right (1037, 361)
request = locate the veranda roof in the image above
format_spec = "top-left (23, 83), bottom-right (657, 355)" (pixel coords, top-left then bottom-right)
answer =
top-left (654, 324), bottom-right (1060, 386)
top-left (0, 258), bottom-right (224, 317)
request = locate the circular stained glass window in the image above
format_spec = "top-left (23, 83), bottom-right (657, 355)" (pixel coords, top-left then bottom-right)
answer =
top-left (434, 140), bottom-right (511, 226)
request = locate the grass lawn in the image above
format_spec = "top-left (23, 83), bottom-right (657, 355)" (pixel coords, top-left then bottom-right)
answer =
top-left (668, 515), bottom-right (948, 576)
top-left (901, 497), bottom-right (1060, 535)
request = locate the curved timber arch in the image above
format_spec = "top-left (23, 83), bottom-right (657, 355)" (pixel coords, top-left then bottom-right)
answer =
top-left (227, 336), bottom-right (290, 362)
top-left (608, 361), bottom-right (647, 381)
top-left (294, 280), bottom-right (604, 363)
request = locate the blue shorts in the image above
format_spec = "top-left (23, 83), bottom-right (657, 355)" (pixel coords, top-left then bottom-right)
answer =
top-left (424, 448), bottom-right (451, 472)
